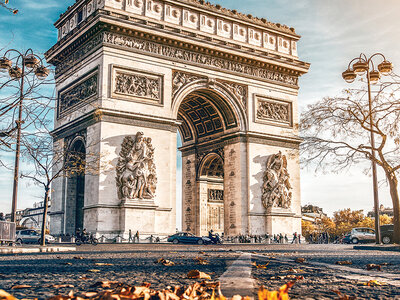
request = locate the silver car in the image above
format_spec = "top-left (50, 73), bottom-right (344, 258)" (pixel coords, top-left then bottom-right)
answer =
top-left (16, 229), bottom-right (55, 244)
top-left (350, 227), bottom-right (375, 244)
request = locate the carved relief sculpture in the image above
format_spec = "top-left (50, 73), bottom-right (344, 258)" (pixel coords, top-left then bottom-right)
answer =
top-left (218, 80), bottom-right (248, 109)
top-left (257, 100), bottom-right (290, 123)
top-left (116, 132), bottom-right (157, 201)
top-left (172, 71), bottom-right (207, 96)
top-left (262, 151), bottom-right (292, 210)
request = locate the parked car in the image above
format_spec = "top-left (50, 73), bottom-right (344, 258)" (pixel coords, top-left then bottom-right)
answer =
top-left (16, 229), bottom-right (55, 244)
top-left (381, 224), bottom-right (394, 244)
top-left (349, 227), bottom-right (375, 244)
top-left (167, 232), bottom-right (211, 245)
top-left (341, 233), bottom-right (352, 244)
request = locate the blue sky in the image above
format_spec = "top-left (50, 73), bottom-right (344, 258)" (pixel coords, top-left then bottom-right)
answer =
top-left (1, 0), bottom-right (399, 217)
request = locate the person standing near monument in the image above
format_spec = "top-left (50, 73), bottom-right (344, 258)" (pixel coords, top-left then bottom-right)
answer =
top-left (135, 230), bottom-right (140, 243)
top-left (128, 229), bottom-right (133, 243)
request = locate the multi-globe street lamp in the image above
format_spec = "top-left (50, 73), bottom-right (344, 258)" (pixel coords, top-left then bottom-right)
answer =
top-left (342, 53), bottom-right (393, 244)
top-left (0, 49), bottom-right (49, 223)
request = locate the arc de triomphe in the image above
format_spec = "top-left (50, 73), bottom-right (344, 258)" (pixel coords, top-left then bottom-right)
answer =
top-left (46, 0), bottom-right (309, 238)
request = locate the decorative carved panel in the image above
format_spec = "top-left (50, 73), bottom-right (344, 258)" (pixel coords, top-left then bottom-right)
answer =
top-left (217, 79), bottom-right (247, 110)
top-left (262, 151), bottom-right (292, 210)
top-left (208, 189), bottom-right (224, 202)
top-left (58, 69), bottom-right (98, 117)
top-left (172, 70), bottom-right (207, 97)
top-left (255, 95), bottom-right (292, 127)
top-left (116, 132), bottom-right (157, 201)
top-left (111, 66), bottom-right (163, 105)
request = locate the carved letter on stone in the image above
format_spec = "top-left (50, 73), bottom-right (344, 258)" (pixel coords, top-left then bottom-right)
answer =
top-left (116, 132), bottom-right (157, 201)
top-left (262, 151), bottom-right (292, 210)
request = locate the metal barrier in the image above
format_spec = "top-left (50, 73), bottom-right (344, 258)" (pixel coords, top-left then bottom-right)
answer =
top-left (0, 221), bottom-right (16, 243)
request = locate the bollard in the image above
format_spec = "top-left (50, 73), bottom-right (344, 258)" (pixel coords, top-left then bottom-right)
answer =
top-left (115, 235), bottom-right (122, 243)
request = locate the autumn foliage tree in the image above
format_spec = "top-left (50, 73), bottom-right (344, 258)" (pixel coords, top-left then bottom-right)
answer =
top-left (300, 79), bottom-right (400, 243)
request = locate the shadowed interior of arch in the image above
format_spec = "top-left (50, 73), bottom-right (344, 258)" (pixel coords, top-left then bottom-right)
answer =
top-left (177, 89), bottom-right (238, 143)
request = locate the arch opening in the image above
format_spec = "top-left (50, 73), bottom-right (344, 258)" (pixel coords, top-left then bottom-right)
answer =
top-left (177, 88), bottom-right (238, 237)
top-left (64, 139), bottom-right (86, 234)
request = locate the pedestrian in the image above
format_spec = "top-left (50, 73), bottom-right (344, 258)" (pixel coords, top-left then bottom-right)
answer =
top-left (135, 230), bottom-right (140, 243)
top-left (128, 229), bottom-right (133, 243)
top-left (298, 233), bottom-right (301, 244)
top-left (291, 232), bottom-right (297, 244)
top-left (284, 234), bottom-right (288, 243)
top-left (0, 212), bottom-right (5, 221)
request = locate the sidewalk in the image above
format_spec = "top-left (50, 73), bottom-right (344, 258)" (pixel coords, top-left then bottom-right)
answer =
top-left (353, 244), bottom-right (400, 251)
top-left (0, 245), bottom-right (76, 254)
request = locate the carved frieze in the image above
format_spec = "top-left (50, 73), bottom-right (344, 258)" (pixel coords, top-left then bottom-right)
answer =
top-left (116, 132), bottom-right (157, 201)
top-left (255, 96), bottom-right (292, 126)
top-left (172, 70), bottom-right (207, 97)
top-left (208, 189), bottom-right (224, 202)
top-left (111, 66), bottom-right (163, 104)
top-left (58, 70), bottom-right (98, 117)
top-left (262, 151), bottom-right (292, 210)
top-left (102, 32), bottom-right (298, 86)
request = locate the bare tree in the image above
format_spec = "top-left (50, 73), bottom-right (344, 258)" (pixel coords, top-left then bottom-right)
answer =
top-left (300, 78), bottom-right (400, 243)
top-left (0, 0), bottom-right (18, 14)
top-left (20, 131), bottom-right (105, 246)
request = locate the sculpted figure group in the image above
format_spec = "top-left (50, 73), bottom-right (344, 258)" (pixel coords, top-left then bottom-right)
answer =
top-left (262, 151), bottom-right (292, 210)
top-left (116, 132), bottom-right (157, 200)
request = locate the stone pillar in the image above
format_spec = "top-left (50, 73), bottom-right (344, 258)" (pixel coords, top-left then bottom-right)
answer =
top-left (224, 141), bottom-right (248, 236)
top-left (182, 153), bottom-right (197, 234)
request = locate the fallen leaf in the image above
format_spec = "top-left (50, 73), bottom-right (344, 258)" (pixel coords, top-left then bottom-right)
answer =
top-left (287, 268), bottom-right (304, 273)
top-left (358, 280), bottom-right (387, 286)
top-left (90, 281), bottom-right (123, 288)
top-left (73, 256), bottom-right (84, 260)
top-left (295, 258), bottom-right (306, 263)
top-left (47, 284), bottom-right (74, 289)
top-left (156, 258), bottom-right (175, 266)
top-left (270, 275), bottom-right (303, 280)
top-left (331, 289), bottom-right (357, 299)
top-left (0, 290), bottom-right (18, 300)
top-left (194, 257), bottom-right (209, 265)
top-left (87, 269), bottom-right (101, 273)
top-left (256, 261), bottom-right (270, 269)
top-left (94, 263), bottom-right (113, 266)
top-left (11, 285), bottom-right (31, 289)
top-left (366, 264), bottom-right (382, 271)
top-left (81, 292), bottom-right (98, 297)
top-left (187, 270), bottom-right (211, 280)
top-left (62, 262), bottom-right (72, 265)
top-left (336, 261), bottom-right (352, 265)
top-left (258, 282), bottom-right (295, 300)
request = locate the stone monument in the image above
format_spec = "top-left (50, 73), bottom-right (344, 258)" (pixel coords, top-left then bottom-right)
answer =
top-left (46, 0), bottom-right (309, 238)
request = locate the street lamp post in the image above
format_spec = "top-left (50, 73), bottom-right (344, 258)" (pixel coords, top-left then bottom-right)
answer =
top-left (342, 53), bottom-right (393, 244)
top-left (0, 49), bottom-right (49, 223)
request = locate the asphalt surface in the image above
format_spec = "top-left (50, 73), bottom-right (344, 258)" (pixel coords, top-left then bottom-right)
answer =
top-left (0, 243), bottom-right (399, 299)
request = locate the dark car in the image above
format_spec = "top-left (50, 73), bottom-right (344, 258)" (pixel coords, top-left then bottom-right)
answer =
top-left (341, 233), bottom-right (351, 244)
top-left (381, 224), bottom-right (394, 244)
top-left (167, 232), bottom-right (211, 245)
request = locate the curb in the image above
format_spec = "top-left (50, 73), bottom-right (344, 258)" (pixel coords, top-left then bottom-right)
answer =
top-left (353, 245), bottom-right (400, 251)
top-left (0, 246), bottom-right (76, 254)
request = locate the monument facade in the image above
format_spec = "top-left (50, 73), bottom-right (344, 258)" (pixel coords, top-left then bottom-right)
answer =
top-left (46, 0), bottom-right (309, 238)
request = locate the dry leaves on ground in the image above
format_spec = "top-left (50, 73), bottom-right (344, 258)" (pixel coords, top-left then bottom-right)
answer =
top-left (194, 257), bottom-right (209, 265)
top-left (258, 281), bottom-right (295, 300)
top-left (286, 268), bottom-right (304, 273)
top-left (187, 270), bottom-right (212, 280)
top-left (252, 261), bottom-right (271, 269)
top-left (155, 258), bottom-right (175, 266)
top-left (10, 285), bottom-right (31, 290)
top-left (358, 280), bottom-right (387, 286)
top-left (87, 269), bottom-right (101, 273)
top-left (1, 281), bottom-right (297, 300)
top-left (331, 290), bottom-right (357, 300)
top-left (295, 258), bottom-right (306, 264)
top-left (366, 264), bottom-right (381, 271)
top-left (46, 285), bottom-right (74, 289)
top-left (73, 256), bottom-right (84, 260)
top-left (335, 261), bottom-right (352, 265)
top-left (94, 263), bottom-right (113, 266)
top-left (270, 275), bottom-right (304, 281)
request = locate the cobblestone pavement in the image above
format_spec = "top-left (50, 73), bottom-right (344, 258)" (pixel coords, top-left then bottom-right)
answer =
top-left (0, 243), bottom-right (399, 299)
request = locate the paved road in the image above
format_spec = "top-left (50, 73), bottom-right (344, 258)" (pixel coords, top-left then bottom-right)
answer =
top-left (0, 243), bottom-right (399, 299)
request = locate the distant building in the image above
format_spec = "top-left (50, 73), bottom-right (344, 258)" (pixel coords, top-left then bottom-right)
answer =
top-left (367, 205), bottom-right (393, 218)
top-left (302, 205), bottom-right (327, 223)
top-left (5, 201), bottom-right (51, 230)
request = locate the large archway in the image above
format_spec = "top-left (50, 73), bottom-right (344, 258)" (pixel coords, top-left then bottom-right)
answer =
top-left (176, 88), bottom-right (241, 236)
top-left (64, 139), bottom-right (86, 234)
